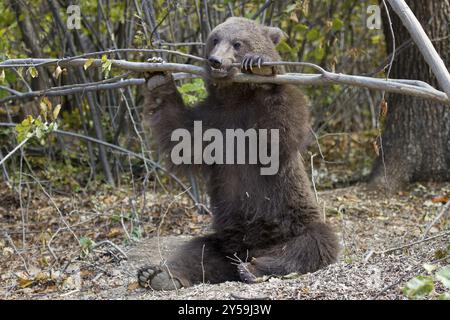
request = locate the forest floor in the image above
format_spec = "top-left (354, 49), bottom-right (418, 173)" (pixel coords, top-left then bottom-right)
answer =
top-left (0, 181), bottom-right (449, 300)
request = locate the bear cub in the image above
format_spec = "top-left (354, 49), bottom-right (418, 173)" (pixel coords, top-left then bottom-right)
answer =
top-left (138, 17), bottom-right (339, 290)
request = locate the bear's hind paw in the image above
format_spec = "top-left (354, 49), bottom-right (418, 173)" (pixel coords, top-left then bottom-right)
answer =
top-left (137, 265), bottom-right (182, 291)
top-left (237, 263), bottom-right (259, 284)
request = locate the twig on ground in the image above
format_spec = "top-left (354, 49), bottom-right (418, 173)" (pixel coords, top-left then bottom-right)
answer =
top-left (375, 256), bottom-right (450, 299)
top-left (92, 240), bottom-right (128, 260)
top-left (374, 230), bottom-right (450, 255)
top-left (421, 201), bottom-right (450, 240)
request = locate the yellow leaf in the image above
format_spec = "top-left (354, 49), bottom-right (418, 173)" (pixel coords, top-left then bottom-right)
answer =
top-left (17, 276), bottom-right (34, 288)
top-left (127, 282), bottom-right (140, 290)
top-left (290, 12), bottom-right (299, 23)
top-left (373, 140), bottom-right (380, 156)
top-left (52, 104), bottom-right (61, 120)
top-left (40, 97), bottom-right (52, 119)
top-left (40, 101), bottom-right (48, 115)
top-left (53, 66), bottom-right (63, 79)
top-left (28, 67), bottom-right (38, 78)
top-left (432, 196), bottom-right (449, 204)
top-left (84, 58), bottom-right (94, 70)
top-left (107, 227), bottom-right (122, 238)
top-left (35, 272), bottom-right (49, 282)
top-left (380, 100), bottom-right (388, 119)
top-left (0, 69), bottom-right (5, 84)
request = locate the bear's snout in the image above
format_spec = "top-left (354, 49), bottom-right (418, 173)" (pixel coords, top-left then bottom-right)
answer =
top-left (208, 56), bottom-right (222, 69)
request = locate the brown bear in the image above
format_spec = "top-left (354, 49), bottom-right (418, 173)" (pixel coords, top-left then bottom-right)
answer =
top-left (138, 17), bottom-right (339, 290)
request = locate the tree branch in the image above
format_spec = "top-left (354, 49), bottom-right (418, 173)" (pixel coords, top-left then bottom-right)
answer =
top-left (386, 0), bottom-right (450, 97)
top-left (0, 58), bottom-right (449, 105)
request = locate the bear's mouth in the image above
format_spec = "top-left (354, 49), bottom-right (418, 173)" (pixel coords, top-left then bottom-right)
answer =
top-left (208, 66), bottom-right (237, 79)
top-left (209, 67), bottom-right (230, 78)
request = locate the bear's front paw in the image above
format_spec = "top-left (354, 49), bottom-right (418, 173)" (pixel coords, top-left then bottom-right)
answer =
top-left (137, 265), bottom-right (182, 291)
top-left (144, 71), bottom-right (173, 92)
top-left (241, 54), bottom-right (264, 73)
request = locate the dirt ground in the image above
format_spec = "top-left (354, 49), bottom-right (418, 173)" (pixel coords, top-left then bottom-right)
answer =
top-left (0, 182), bottom-right (449, 300)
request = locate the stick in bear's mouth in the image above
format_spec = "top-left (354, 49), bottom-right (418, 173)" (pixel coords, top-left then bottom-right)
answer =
top-left (209, 67), bottom-right (230, 78)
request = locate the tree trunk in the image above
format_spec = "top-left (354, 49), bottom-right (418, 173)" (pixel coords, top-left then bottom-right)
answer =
top-left (370, 0), bottom-right (450, 191)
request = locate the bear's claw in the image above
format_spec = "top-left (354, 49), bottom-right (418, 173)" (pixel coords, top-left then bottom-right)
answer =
top-left (241, 54), bottom-right (264, 73)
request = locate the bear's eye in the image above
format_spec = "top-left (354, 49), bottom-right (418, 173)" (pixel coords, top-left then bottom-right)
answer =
top-left (233, 42), bottom-right (241, 50)
top-left (213, 38), bottom-right (219, 46)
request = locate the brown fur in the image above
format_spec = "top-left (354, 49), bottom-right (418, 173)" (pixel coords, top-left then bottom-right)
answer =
top-left (138, 17), bottom-right (339, 290)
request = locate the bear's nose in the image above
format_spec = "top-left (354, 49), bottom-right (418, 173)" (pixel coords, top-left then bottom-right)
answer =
top-left (208, 56), bottom-right (222, 69)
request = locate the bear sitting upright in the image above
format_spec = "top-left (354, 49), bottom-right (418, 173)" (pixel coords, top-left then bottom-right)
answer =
top-left (138, 17), bottom-right (339, 290)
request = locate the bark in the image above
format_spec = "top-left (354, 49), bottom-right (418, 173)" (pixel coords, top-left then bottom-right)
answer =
top-left (370, 0), bottom-right (450, 191)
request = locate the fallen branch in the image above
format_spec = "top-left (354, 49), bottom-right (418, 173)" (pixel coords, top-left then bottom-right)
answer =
top-left (0, 58), bottom-right (449, 105)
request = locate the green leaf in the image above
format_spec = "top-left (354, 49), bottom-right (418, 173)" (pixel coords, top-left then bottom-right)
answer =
top-left (306, 28), bottom-right (320, 41)
top-left (313, 46), bottom-right (325, 61)
top-left (48, 122), bottom-right (58, 133)
top-left (436, 266), bottom-right (450, 288)
top-left (332, 18), bottom-right (344, 31)
top-left (402, 275), bottom-right (434, 299)
top-left (285, 4), bottom-right (297, 13)
top-left (102, 57), bottom-right (112, 78)
top-left (28, 67), bottom-right (38, 78)
top-left (15, 115), bottom-right (35, 143)
top-left (294, 24), bottom-right (309, 33)
top-left (84, 58), bottom-right (94, 70)
top-left (276, 40), bottom-right (294, 54)
top-left (178, 79), bottom-right (206, 105)
top-left (371, 35), bottom-right (383, 45)
top-left (79, 237), bottom-right (95, 253)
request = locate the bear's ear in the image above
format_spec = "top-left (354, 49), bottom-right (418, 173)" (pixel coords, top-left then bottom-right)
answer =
top-left (264, 26), bottom-right (287, 45)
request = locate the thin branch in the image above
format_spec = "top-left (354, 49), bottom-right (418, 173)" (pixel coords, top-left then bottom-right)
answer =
top-left (92, 240), bottom-right (128, 260)
top-left (252, 0), bottom-right (273, 20)
top-left (0, 136), bottom-right (31, 167)
top-left (152, 41), bottom-right (205, 47)
top-left (0, 73), bottom-right (197, 103)
top-left (4, 232), bottom-right (30, 275)
top-left (0, 79), bottom-right (145, 103)
top-left (51, 48), bottom-right (206, 63)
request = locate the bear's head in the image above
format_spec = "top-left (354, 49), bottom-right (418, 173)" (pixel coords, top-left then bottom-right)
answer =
top-left (205, 17), bottom-right (286, 79)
